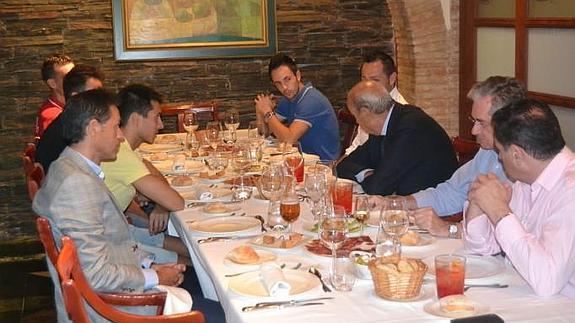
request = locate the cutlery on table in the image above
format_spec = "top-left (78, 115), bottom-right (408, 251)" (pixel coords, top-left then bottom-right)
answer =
top-left (308, 267), bottom-right (332, 292)
top-left (226, 264), bottom-right (287, 278)
top-left (464, 283), bottom-right (508, 291)
top-left (196, 234), bottom-right (260, 244)
top-left (242, 297), bottom-right (334, 312)
top-left (253, 215), bottom-right (267, 232)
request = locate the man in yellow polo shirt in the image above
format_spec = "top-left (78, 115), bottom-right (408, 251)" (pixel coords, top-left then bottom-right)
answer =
top-left (102, 84), bottom-right (188, 263)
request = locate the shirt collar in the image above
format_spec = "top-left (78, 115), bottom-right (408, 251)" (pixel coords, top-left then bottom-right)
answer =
top-left (47, 95), bottom-right (65, 110)
top-left (381, 104), bottom-right (395, 136)
top-left (532, 146), bottom-right (572, 192)
top-left (292, 82), bottom-right (313, 105)
top-left (77, 151), bottom-right (105, 180)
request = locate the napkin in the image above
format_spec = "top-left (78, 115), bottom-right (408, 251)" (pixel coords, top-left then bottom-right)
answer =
top-left (197, 187), bottom-right (214, 200)
top-left (154, 285), bottom-right (193, 315)
top-left (172, 154), bottom-right (186, 173)
top-left (260, 262), bottom-right (292, 297)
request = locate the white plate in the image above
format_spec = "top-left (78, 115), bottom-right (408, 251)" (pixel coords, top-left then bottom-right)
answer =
top-left (188, 216), bottom-right (260, 234)
top-left (423, 299), bottom-right (489, 319)
top-left (402, 234), bottom-right (436, 248)
top-left (228, 269), bottom-right (320, 298)
top-left (201, 203), bottom-right (241, 216)
top-left (424, 255), bottom-right (505, 279)
top-left (179, 187), bottom-right (233, 202)
top-left (249, 233), bottom-right (309, 252)
top-left (224, 249), bottom-right (277, 266)
top-left (139, 143), bottom-right (183, 153)
top-left (154, 134), bottom-right (182, 144)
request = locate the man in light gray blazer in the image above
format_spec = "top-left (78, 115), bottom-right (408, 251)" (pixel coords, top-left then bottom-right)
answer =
top-left (33, 89), bottom-right (185, 322)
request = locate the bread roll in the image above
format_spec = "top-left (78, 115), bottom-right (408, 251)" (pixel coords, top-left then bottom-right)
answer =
top-left (171, 175), bottom-right (195, 187)
top-left (439, 294), bottom-right (475, 315)
top-left (228, 245), bottom-right (260, 264)
top-left (400, 230), bottom-right (421, 246)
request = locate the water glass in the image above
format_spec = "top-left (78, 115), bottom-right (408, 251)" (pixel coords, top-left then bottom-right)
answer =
top-left (331, 256), bottom-right (356, 292)
top-left (224, 109), bottom-right (240, 131)
top-left (354, 195), bottom-right (370, 235)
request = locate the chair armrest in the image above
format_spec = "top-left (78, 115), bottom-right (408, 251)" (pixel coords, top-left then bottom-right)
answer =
top-left (98, 291), bottom-right (167, 315)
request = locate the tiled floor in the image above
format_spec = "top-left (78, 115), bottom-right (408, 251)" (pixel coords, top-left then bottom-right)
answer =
top-left (0, 256), bottom-right (56, 322)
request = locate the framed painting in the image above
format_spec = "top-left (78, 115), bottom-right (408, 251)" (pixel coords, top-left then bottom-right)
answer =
top-left (111, 0), bottom-right (277, 61)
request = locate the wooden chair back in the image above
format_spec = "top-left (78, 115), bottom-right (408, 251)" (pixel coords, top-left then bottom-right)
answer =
top-left (57, 237), bottom-right (205, 323)
top-left (452, 136), bottom-right (480, 167)
top-left (24, 142), bottom-right (36, 161)
top-left (35, 218), bottom-right (168, 315)
top-left (161, 101), bottom-right (218, 133)
top-left (26, 162), bottom-right (45, 201)
top-left (337, 107), bottom-right (358, 155)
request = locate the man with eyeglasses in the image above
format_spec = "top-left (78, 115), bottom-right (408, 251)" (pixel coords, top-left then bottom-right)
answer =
top-left (254, 53), bottom-right (340, 161)
top-left (400, 76), bottom-right (526, 238)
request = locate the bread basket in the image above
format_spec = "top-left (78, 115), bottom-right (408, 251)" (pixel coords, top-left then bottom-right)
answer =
top-left (368, 257), bottom-right (427, 300)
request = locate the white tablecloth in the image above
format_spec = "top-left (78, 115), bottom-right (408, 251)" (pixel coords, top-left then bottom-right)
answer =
top-left (169, 199), bottom-right (575, 323)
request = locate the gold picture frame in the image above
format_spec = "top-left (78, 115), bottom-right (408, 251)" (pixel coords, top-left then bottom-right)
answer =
top-left (112, 0), bottom-right (277, 61)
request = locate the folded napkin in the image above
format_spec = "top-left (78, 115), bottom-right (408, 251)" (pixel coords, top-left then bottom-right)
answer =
top-left (197, 187), bottom-right (214, 200)
top-left (154, 285), bottom-right (193, 315)
top-left (172, 154), bottom-right (187, 173)
top-left (260, 262), bottom-right (292, 297)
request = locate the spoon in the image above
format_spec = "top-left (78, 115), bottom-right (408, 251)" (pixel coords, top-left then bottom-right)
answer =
top-left (308, 267), bottom-right (332, 292)
top-left (464, 283), bottom-right (508, 291)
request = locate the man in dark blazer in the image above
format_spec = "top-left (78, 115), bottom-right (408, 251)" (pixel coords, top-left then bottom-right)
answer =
top-left (337, 81), bottom-right (458, 196)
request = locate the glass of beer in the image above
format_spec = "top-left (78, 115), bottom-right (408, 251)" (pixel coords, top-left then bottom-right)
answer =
top-left (435, 254), bottom-right (466, 299)
top-left (280, 176), bottom-right (300, 232)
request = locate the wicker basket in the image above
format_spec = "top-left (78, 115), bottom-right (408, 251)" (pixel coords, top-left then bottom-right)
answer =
top-left (368, 257), bottom-right (427, 300)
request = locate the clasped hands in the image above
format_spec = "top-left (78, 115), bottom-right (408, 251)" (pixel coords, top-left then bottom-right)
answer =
top-left (254, 93), bottom-right (276, 116)
top-left (152, 263), bottom-right (186, 287)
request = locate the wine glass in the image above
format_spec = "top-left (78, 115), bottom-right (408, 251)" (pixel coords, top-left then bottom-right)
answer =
top-left (231, 144), bottom-right (252, 202)
top-left (224, 109), bottom-right (240, 131)
top-left (282, 142), bottom-right (304, 183)
top-left (205, 121), bottom-right (220, 153)
top-left (280, 175), bottom-right (300, 233)
top-left (378, 195), bottom-right (409, 258)
top-left (305, 171), bottom-right (326, 222)
top-left (354, 195), bottom-right (370, 236)
top-left (183, 112), bottom-right (198, 133)
top-left (319, 205), bottom-right (348, 289)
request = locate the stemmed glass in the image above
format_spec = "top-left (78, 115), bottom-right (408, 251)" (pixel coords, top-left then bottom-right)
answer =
top-left (376, 195), bottom-right (409, 258)
top-left (282, 142), bottom-right (304, 183)
top-left (319, 206), bottom-right (348, 288)
top-left (183, 112), bottom-right (198, 152)
top-left (280, 175), bottom-right (300, 233)
top-left (205, 121), bottom-right (220, 153)
top-left (224, 109), bottom-right (240, 131)
top-left (354, 195), bottom-right (370, 236)
top-left (231, 144), bottom-right (252, 202)
top-left (305, 170), bottom-right (326, 222)
top-left (261, 164), bottom-right (288, 231)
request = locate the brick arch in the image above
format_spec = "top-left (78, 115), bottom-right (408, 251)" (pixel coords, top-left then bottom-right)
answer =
top-left (387, 0), bottom-right (460, 136)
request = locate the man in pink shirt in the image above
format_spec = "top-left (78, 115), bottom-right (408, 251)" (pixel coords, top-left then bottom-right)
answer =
top-left (35, 54), bottom-right (75, 138)
top-left (465, 99), bottom-right (575, 298)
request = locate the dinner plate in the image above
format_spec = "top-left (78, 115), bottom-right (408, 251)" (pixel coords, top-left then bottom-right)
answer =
top-left (249, 233), bottom-right (309, 252)
top-left (423, 299), bottom-right (489, 319)
top-left (402, 233), bottom-right (436, 248)
top-left (139, 143), bottom-right (183, 154)
top-left (224, 249), bottom-right (277, 266)
top-left (423, 255), bottom-right (505, 279)
top-left (201, 203), bottom-right (241, 216)
top-left (179, 187), bottom-right (233, 202)
top-left (188, 216), bottom-right (260, 234)
top-left (228, 270), bottom-right (320, 298)
top-left (154, 134), bottom-right (182, 144)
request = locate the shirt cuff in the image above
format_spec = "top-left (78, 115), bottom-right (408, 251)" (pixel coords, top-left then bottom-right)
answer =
top-left (495, 213), bottom-right (523, 252)
top-left (142, 268), bottom-right (159, 290)
top-left (141, 256), bottom-right (155, 269)
top-left (355, 169), bottom-right (374, 183)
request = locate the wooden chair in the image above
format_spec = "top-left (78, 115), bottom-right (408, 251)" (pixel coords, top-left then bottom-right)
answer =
top-left (57, 236), bottom-right (205, 323)
top-left (161, 101), bottom-right (218, 133)
top-left (452, 136), bottom-right (480, 167)
top-left (337, 107), bottom-right (358, 156)
top-left (24, 142), bottom-right (36, 161)
top-left (26, 162), bottom-right (45, 201)
top-left (35, 218), bottom-right (168, 316)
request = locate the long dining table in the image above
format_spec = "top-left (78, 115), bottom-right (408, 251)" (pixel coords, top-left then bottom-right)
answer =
top-left (169, 199), bottom-right (575, 323)
top-left (148, 132), bottom-right (575, 322)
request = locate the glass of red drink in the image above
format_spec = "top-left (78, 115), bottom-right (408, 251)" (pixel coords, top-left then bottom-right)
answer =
top-left (435, 254), bottom-right (466, 299)
top-left (285, 155), bottom-right (304, 182)
top-left (332, 179), bottom-right (353, 214)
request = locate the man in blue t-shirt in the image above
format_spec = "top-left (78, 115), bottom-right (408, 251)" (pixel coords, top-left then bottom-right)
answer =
top-left (254, 53), bottom-right (340, 160)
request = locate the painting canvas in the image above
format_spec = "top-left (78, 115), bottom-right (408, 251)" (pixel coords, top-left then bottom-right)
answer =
top-left (112, 0), bottom-right (276, 60)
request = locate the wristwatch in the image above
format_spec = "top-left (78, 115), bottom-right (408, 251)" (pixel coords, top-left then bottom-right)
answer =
top-left (264, 111), bottom-right (275, 123)
top-left (448, 224), bottom-right (458, 239)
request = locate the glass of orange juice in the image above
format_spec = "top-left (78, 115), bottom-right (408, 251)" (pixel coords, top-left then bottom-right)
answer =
top-left (435, 254), bottom-right (466, 299)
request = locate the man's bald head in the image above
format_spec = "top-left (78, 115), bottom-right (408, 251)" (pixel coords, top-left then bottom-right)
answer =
top-left (347, 80), bottom-right (393, 115)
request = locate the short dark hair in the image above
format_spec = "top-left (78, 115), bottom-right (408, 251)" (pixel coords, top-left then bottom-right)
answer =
top-left (493, 99), bottom-right (565, 160)
top-left (363, 50), bottom-right (397, 76)
top-left (63, 64), bottom-right (105, 100)
top-left (61, 89), bottom-right (117, 144)
top-left (268, 53), bottom-right (298, 78)
top-left (41, 54), bottom-right (73, 82)
top-left (117, 84), bottom-right (163, 127)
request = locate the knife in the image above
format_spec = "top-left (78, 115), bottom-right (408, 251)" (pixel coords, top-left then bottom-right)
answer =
top-left (250, 296), bottom-right (334, 307)
top-left (196, 234), bottom-right (261, 244)
top-left (242, 302), bottom-right (324, 312)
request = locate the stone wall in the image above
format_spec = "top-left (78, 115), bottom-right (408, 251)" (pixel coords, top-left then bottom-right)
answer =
top-left (0, 0), bottom-right (395, 239)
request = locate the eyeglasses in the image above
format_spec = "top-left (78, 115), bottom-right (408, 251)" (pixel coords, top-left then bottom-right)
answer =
top-left (468, 115), bottom-right (487, 128)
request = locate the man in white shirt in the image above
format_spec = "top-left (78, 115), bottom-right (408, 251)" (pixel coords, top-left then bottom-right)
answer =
top-left (345, 50), bottom-right (408, 155)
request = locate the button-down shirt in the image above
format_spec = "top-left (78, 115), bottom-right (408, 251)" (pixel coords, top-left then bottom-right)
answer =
top-left (463, 147), bottom-right (575, 298)
top-left (413, 149), bottom-right (507, 216)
